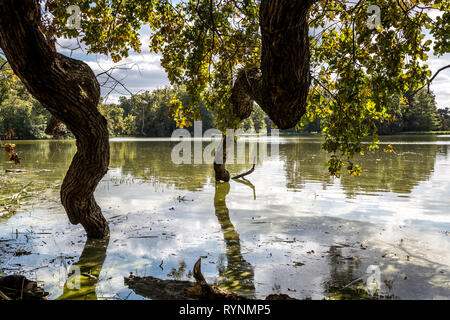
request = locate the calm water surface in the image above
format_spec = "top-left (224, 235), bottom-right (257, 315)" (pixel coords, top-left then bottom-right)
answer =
top-left (0, 136), bottom-right (449, 299)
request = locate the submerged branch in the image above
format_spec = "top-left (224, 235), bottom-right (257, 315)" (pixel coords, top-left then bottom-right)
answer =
top-left (232, 164), bottom-right (256, 180)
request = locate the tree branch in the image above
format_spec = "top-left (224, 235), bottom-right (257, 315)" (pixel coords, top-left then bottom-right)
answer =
top-left (232, 163), bottom-right (255, 180)
top-left (408, 64), bottom-right (450, 98)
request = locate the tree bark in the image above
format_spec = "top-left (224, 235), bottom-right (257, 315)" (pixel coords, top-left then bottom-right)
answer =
top-left (258, 0), bottom-right (313, 129)
top-left (214, 0), bottom-right (314, 181)
top-left (0, 0), bottom-right (110, 238)
top-left (213, 133), bottom-right (231, 182)
top-left (230, 0), bottom-right (314, 130)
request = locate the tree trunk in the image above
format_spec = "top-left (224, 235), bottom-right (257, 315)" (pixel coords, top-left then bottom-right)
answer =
top-left (258, 0), bottom-right (313, 129)
top-left (0, 0), bottom-right (110, 238)
top-left (213, 133), bottom-right (231, 182)
top-left (230, 0), bottom-right (314, 130)
top-left (214, 0), bottom-right (314, 180)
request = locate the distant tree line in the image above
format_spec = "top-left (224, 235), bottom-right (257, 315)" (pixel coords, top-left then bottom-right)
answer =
top-left (0, 61), bottom-right (268, 139)
top-left (288, 89), bottom-right (447, 135)
top-left (0, 58), bottom-right (448, 139)
top-left (0, 59), bottom-right (52, 139)
top-left (99, 86), bottom-right (269, 137)
top-left (375, 90), bottom-right (442, 134)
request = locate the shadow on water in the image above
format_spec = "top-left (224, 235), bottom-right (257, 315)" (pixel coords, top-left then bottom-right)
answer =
top-left (214, 182), bottom-right (255, 298)
top-left (56, 238), bottom-right (109, 300)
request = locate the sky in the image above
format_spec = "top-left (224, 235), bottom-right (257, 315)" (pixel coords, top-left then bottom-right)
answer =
top-left (57, 24), bottom-right (450, 109)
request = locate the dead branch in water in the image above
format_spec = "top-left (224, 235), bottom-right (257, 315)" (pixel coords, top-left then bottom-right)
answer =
top-left (124, 257), bottom-right (296, 300)
top-left (232, 164), bottom-right (255, 180)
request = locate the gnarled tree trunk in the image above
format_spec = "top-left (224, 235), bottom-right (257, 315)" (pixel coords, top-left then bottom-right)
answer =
top-left (0, 0), bottom-right (110, 238)
top-left (258, 0), bottom-right (313, 129)
top-left (214, 0), bottom-right (314, 181)
top-left (230, 0), bottom-right (313, 129)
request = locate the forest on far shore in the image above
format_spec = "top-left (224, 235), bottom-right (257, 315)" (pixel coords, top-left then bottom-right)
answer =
top-left (1, 60), bottom-right (449, 140)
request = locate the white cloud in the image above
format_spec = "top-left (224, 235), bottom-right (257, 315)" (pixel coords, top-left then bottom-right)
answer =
top-left (56, 26), bottom-right (450, 107)
top-left (56, 29), bottom-right (170, 103)
top-left (428, 54), bottom-right (450, 109)
top-left (85, 52), bottom-right (170, 103)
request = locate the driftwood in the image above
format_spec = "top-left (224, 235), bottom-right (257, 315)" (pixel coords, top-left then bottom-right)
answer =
top-left (125, 275), bottom-right (245, 300)
top-left (0, 275), bottom-right (48, 300)
top-left (125, 258), bottom-right (296, 300)
top-left (125, 275), bottom-right (297, 301)
top-left (125, 258), bottom-right (244, 300)
top-left (265, 294), bottom-right (297, 300)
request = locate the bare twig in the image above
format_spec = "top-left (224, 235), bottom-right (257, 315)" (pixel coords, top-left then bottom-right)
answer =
top-left (408, 64), bottom-right (450, 98)
top-left (94, 63), bottom-right (138, 101)
top-left (0, 59), bottom-right (8, 71)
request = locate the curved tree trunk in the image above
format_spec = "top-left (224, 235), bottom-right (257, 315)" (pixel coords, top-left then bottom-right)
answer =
top-left (0, 0), bottom-right (110, 238)
top-left (258, 0), bottom-right (313, 129)
top-left (230, 0), bottom-right (313, 130)
top-left (214, 0), bottom-right (314, 180)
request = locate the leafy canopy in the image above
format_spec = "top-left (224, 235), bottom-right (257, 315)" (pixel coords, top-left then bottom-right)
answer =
top-left (43, 0), bottom-right (450, 176)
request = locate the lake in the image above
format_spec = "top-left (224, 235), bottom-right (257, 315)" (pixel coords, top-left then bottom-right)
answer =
top-left (0, 135), bottom-right (449, 299)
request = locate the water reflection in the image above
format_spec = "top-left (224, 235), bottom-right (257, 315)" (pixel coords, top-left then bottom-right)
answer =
top-left (1, 136), bottom-right (449, 300)
top-left (4, 137), bottom-right (446, 198)
top-left (214, 182), bottom-right (255, 297)
top-left (56, 238), bottom-right (109, 300)
top-left (109, 141), bottom-right (254, 191)
top-left (279, 139), bottom-right (441, 195)
top-left (340, 145), bottom-right (441, 197)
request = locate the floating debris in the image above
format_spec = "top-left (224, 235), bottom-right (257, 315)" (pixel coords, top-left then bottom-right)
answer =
top-left (0, 275), bottom-right (48, 300)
